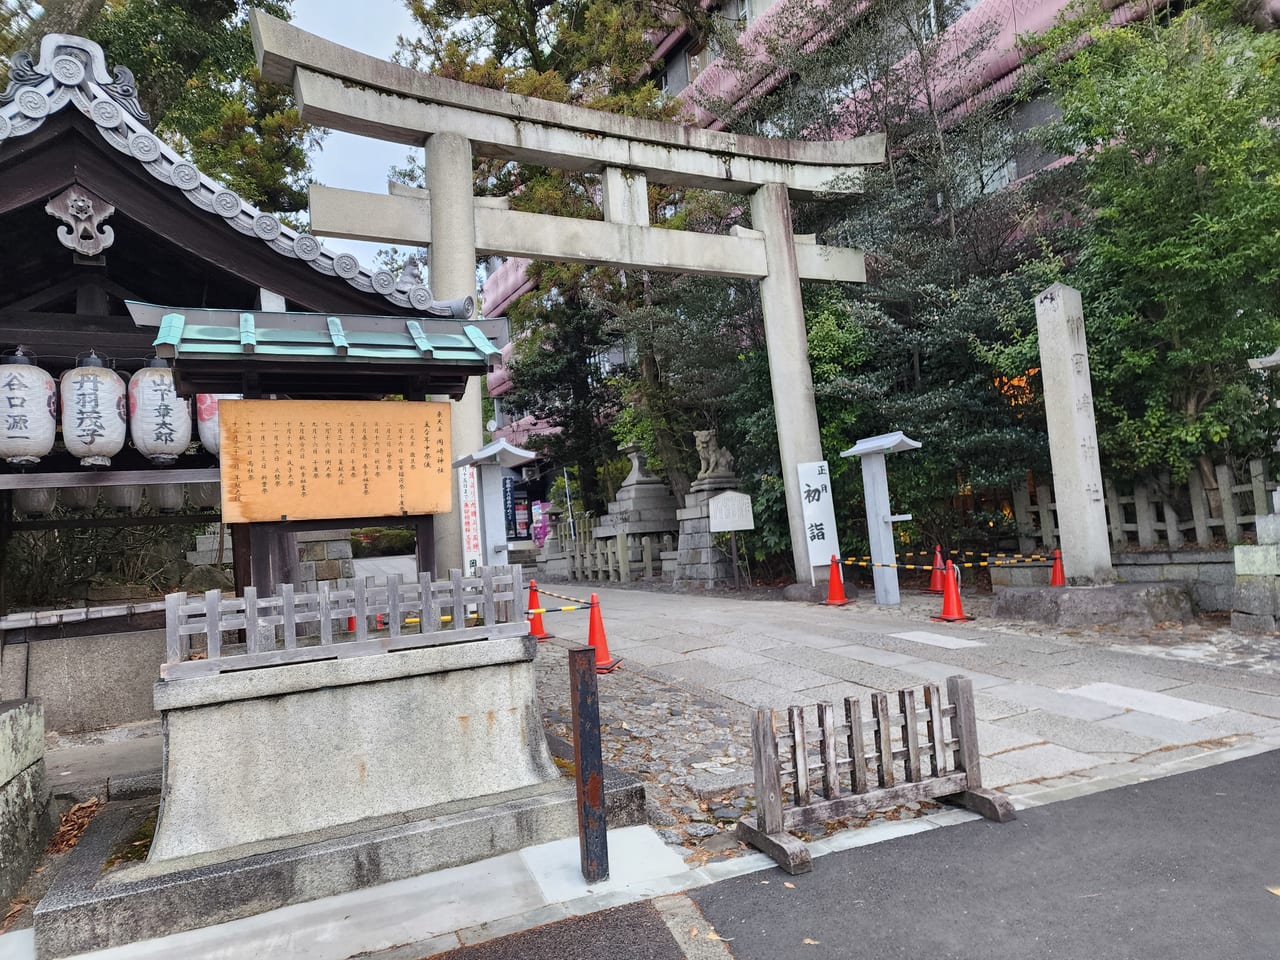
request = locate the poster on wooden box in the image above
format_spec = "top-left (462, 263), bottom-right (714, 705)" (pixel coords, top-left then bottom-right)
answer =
top-left (219, 400), bottom-right (452, 523)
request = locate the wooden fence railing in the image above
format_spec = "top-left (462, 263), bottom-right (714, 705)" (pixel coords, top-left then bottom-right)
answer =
top-left (1010, 458), bottom-right (1278, 552)
top-left (736, 677), bottom-right (1014, 874)
top-left (162, 564), bottom-right (525, 681)
top-left (548, 518), bottom-right (671, 582)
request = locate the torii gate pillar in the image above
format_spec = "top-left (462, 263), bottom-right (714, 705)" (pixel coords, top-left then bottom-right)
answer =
top-left (425, 132), bottom-right (482, 573)
top-left (753, 183), bottom-right (825, 580)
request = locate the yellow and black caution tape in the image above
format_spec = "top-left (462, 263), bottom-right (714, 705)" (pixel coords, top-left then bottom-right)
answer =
top-left (526, 603), bottom-right (592, 615)
top-left (535, 587), bottom-right (592, 606)
top-left (842, 557), bottom-right (1053, 571)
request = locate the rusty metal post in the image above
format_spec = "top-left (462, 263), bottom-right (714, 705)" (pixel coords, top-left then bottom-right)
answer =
top-left (569, 644), bottom-right (609, 882)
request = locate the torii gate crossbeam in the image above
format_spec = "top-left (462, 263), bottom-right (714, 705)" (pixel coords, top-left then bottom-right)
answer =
top-left (251, 11), bottom-right (885, 584)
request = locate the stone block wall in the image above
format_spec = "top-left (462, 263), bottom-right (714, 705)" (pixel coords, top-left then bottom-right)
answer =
top-left (1112, 551), bottom-right (1235, 613)
top-left (294, 529), bottom-right (356, 593)
top-left (1, 700), bottom-right (53, 905)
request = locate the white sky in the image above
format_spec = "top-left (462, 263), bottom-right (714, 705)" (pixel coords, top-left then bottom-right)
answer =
top-left (289, 1), bottom-right (424, 259)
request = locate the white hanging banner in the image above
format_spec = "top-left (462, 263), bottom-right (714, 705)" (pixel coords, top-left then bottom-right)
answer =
top-left (459, 463), bottom-right (482, 575)
top-left (797, 460), bottom-right (840, 572)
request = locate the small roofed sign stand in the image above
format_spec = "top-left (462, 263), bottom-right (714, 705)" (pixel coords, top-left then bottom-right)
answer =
top-left (709, 490), bottom-right (755, 590)
top-left (840, 432), bottom-right (921, 606)
top-left (797, 461), bottom-right (841, 588)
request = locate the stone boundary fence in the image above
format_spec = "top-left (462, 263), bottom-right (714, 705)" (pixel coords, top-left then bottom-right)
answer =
top-left (1012, 458), bottom-right (1278, 553)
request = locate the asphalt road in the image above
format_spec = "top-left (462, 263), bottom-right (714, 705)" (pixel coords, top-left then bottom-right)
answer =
top-left (431, 750), bottom-right (1280, 959)
top-left (691, 749), bottom-right (1280, 960)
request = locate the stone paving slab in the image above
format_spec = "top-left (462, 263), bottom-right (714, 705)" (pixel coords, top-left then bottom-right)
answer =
top-left (894, 660), bottom-right (1008, 690)
top-left (647, 659), bottom-right (749, 688)
top-left (892, 630), bottom-right (985, 649)
top-left (1098, 711), bottom-right (1216, 745)
top-left (1064, 682), bottom-right (1228, 721)
top-left (994, 709), bottom-right (1164, 756)
top-left (1163, 683), bottom-right (1280, 718)
top-left (994, 742), bottom-right (1102, 780)
top-left (821, 643), bottom-right (922, 667)
top-left (980, 682), bottom-right (1127, 721)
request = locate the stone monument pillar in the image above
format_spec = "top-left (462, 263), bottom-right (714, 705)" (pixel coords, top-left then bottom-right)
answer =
top-left (1035, 283), bottom-right (1114, 583)
top-left (674, 430), bottom-right (740, 590)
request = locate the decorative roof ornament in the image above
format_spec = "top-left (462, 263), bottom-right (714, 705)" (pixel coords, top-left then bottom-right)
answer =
top-left (0, 35), bottom-right (472, 320)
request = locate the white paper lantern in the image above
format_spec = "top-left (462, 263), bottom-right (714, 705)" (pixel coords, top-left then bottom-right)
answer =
top-left (60, 354), bottom-right (126, 467)
top-left (61, 486), bottom-right (99, 511)
top-left (0, 352), bottom-right (57, 465)
top-left (196, 393), bottom-right (239, 458)
top-left (187, 482), bottom-right (221, 508)
top-left (14, 487), bottom-right (55, 516)
top-left (104, 484), bottom-right (142, 512)
top-left (129, 360), bottom-right (192, 465)
top-left (146, 484), bottom-right (183, 512)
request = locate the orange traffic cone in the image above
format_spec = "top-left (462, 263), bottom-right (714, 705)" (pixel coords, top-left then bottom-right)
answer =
top-left (1050, 548), bottom-right (1066, 588)
top-left (587, 594), bottom-right (621, 673)
top-left (527, 579), bottom-right (552, 641)
top-left (926, 544), bottom-right (946, 594)
top-left (931, 561), bottom-right (974, 623)
top-left (824, 555), bottom-right (853, 606)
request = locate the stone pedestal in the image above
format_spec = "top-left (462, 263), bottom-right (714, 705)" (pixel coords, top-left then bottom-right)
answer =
top-left (674, 478), bottom-right (739, 590)
top-left (148, 633), bottom-right (555, 863)
top-left (594, 446), bottom-right (679, 540)
top-left (592, 446), bottom-right (679, 582)
top-left (1232, 516), bottom-right (1280, 632)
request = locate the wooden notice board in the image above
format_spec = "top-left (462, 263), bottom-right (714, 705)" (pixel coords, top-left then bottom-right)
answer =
top-left (219, 400), bottom-right (452, 523)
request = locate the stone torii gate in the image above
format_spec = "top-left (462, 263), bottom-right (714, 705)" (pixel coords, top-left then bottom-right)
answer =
top-left (251, 12), bottom-right (884, 582)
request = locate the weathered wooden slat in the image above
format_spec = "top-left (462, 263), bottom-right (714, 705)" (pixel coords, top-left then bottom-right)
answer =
top-left (159, 622), bottom-right (531, 679)
top-left (817, 702), bottom-right (840, 800)
top-left (451, 569), bottom-right (465, 630)
top-left (1103, 479), bottom-right (1126, 547)
top-left (788, 706), bottom-right (810, 806)
top-left (923, 683), bottom-right (946, 777)
top-left (243, 587), bottom-right (260, 654)
top-left (780, 773), bottom-right (971, 830)
top-left (318, 582), bottom-right (333, 645)
top-left (1035, 482), bottom-right (1057, 548)
top-left (946, 675), bottom-right (982, 787)
top-left (751, 708), bottom-right (785, 835)
top-left (482, 567), bottom-right (496, 626)
top-left (388, 579), bottom-right (402, 639)
top-left (165, 592), bottom-right (185, 664)
top-left (1217, 463), bottom-right (1240, 542)
top-left (872, 692), bottom-right (895, 789)
top-left (1251, 458), bottom-right (1269, 520)
top-left (420, 572), bottom-right (437, 632)
top-left (281, 583), bottom-right (297, 650)
top-left (204, 589), bottom-right (222, 660)
top-left (843, 697), bottom-right (869, 794)
top-left (1187, 468), bottom-right (1212, 548)
top-left (899, 688), bottom-right (921, 782)
top-left (354, 579), bottom-right (368, 640)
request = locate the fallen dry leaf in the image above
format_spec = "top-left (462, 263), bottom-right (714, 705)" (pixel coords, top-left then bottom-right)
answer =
top-left (1, 897), bottom-right (30, 934)
top-left (803, 937), bottom-right (821, 945)
top-left (783, 881), bottom-right (796, 889)
top-left (47, 797), bottom-right (103, 854)
top-left (706, 931), bottom-right (734, 942)
top-left (689, 927), bottom-right (699, 938)
top-left (1268, 886), bottom-right (1280, 897)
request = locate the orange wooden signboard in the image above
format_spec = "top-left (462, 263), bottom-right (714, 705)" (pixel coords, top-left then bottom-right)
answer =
top-left (219, 400), bottom-right (452, 523)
